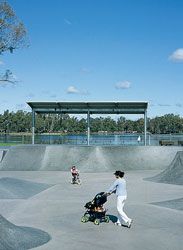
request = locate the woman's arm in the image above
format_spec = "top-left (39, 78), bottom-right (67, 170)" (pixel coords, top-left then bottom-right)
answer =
top-left (106, 179), bottom-right (118, 194)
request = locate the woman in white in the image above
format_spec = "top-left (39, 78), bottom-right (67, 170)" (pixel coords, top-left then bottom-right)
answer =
top-left (106, 170), bottom-right (132, 227)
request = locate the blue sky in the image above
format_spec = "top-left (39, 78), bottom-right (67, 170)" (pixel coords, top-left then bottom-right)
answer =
top-left (0, 0), bottom-right (183, 118)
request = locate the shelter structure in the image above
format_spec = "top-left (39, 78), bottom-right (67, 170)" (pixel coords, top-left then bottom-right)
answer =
top-left (27, 101), bottom-right (148, 145)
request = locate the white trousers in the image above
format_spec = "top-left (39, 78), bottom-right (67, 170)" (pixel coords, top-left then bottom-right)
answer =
top-left (116, 195), bottom-right (131, 224)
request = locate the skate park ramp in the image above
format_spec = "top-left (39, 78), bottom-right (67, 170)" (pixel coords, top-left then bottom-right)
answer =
top-left (0, 170), bottom-right (182, 250)
top-left (151, 197), bottom-right (183, 211)
top-left (0, 145), bottom-right (46, 171)
top-left (145, 151), bottom-right (183, 185)
top-left (1, 145), bottom-right (183, 171)
top-left (0, 177), bottom-right (53, 199)
top-left (0, 214), bottom-right (51, 250)
top-left (0, 150), bottom-right (7, 162)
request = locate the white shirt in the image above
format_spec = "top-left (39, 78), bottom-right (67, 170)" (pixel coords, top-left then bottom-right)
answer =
top-left (107, 178), bottom-right (127, 197)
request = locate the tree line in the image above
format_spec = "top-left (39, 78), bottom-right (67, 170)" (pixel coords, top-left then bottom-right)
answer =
top-left (1, 110), bottom-right (183, 134)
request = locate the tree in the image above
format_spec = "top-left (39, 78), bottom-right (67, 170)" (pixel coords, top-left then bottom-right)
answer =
top-left (90, 117), bottom-right (104, 132)
top-left (103, 117), bottom-right (117, 132)
top-left (0, 1), bottom-right (28, 83)
top-left (117, 116), bottom-right (126, 132)
top-left (133, 118), bottom-right (144, 133)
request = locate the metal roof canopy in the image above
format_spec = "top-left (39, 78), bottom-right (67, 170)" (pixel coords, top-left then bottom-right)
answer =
top-left (27, 101), bottom-right (148, 146)
top-left (27, 101), bottom-right (148, 114)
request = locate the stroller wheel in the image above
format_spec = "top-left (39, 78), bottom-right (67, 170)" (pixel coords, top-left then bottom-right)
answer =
top-left (94, 219), bottom-right (100, 225)
top-left (81, 215), bottom-right (89, 223)
top-left (104, 216), bottom-right (110, 223)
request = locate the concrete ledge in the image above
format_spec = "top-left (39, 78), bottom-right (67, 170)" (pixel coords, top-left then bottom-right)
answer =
top-left (0, 145), bottom-right (46, 171)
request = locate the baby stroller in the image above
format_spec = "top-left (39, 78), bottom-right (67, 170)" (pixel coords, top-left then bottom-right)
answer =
top-left (81, 192), bottom-right (110, 225)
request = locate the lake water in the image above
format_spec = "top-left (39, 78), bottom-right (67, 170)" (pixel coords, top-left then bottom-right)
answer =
top-left (1, 133), bottom-right (183, 146)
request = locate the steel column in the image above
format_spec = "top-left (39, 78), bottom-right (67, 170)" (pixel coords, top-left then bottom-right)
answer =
top-left (144, 109), bottom-right (147, 146)
top-left (32, 109), bottom-right (35, 145)
top-left (87, 110), bottom-right (90, 145)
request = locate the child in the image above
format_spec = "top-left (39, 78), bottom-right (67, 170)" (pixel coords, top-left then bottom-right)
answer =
top-left (71, 166), bottom-right (80, 184)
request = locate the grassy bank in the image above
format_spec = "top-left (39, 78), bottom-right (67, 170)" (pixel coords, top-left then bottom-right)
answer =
top-left (0, 142), bottom-right (21, 146)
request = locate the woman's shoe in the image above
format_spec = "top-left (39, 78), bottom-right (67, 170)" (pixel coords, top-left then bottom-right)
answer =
top-left (127, 219), bottom-right (133, 228)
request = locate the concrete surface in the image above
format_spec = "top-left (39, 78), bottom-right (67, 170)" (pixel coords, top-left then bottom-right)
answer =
top-left (0, 214), bottom-right (51, 250)
top-left (151, 197), bottom-right (183, 211)
top-left (0, 170), bottom-right (182, 250)
top-left (145, 151), bottom-right (183, 185)
top-left (0, 150), bottom-right (7, 163)
top-left (0, 145), bottom-right (46, 171)
top-left (0, 150), bottom-right (4, 162)
top-left (1, 145), bottom-right (183, 171)
top-left (0, 177), bottom-right (52, 199)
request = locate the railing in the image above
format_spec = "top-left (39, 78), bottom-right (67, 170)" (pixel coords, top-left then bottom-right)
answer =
top-left (1, 133), bottom-right (183, 146)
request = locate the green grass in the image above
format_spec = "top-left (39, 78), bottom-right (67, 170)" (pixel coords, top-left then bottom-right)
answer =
top-left (0, 142), bottom-right (21, 146)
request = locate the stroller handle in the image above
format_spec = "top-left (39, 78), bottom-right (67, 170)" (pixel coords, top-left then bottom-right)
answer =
top-left (105, 192), bottom-right (112, 196)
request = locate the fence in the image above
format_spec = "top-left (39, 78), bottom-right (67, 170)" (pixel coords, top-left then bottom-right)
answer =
top-left (1, 133), bottom-right (183, 146)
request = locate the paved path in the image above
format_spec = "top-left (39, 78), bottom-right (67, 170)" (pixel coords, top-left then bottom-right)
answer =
top-left (0, 170), bottom-right (182, 250)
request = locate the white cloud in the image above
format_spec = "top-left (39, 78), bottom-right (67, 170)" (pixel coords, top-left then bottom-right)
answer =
top-left (64, 18), bottom-right (72, 25)
top-left (169, 48), bottom-right (183, 62)
top-left (66, 86), bottom-right (79, 94)
top-left (115, 80), bottom-right (131, 89)
top-left (66, 85), bottom-right (90, 95)
top-left (80, 67), bottom-right (91, 74)
top-left (0, 60), bottom-right (4, 65)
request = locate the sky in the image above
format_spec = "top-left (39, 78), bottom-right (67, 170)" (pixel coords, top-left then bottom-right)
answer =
top-left (0, 0), bottom-right (183, 119)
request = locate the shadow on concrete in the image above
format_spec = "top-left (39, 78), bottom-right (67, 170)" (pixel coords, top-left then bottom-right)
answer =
top-left (0, 177), bottom-right (53, 199)
top-left (0, 214), bottom-right (51, 250)
top-left (151, 197), bottom-right (183, 211)
top-left (108, 214), bottom-right (118, 223)
top-left (108, 214), bottom-right (130, 228)
top-left (144, 151), bottom-right (183, 185)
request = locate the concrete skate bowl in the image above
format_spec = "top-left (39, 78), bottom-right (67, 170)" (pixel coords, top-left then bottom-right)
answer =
top-left (151, 197), bottom-right (183, 211)
top-left (145, 151), bottom-right (183, 185)
top-left (0, 145), bottom-right (46, 171)
top-left (145, 151), bottom-right (183, 211)
top-left (0, 214), bottom-right (51, 250)
top-left (33, 145), bottom-right (183, 171)
top-left (0, 145), bottom-right (183, 171)
top-left (0, 177), bottom-right (53, 199)
top-left (0, 150), bottom-right (7, 163)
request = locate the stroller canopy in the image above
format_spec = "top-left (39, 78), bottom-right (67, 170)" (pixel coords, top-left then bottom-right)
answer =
top-left (93, 192), bottom-right (107, 206)
top-left (84, 192), bottom-right (107, 209)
